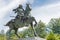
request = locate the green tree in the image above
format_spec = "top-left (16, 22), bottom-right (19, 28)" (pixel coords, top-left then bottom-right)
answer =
top-left (48, 18), bottom-right (60, 34)
top-left (35, 20), bottom-right (47, 38)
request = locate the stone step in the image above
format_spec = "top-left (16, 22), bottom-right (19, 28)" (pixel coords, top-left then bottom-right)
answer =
top-left (18, 37), bottom-right (46, 40)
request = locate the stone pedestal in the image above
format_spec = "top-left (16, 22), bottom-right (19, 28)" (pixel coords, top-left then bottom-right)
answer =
top-left (18, 37), bottom-right (45, 40)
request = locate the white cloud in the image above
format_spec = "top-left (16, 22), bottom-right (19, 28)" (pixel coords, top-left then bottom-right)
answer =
top-left (0, 0), bottom-right (27, 20)
top-left (0, 0), bottom-right (13, 7)
top-left (27, 0), bottom-right (34, 4)
top-left (31, 2), bottom-right (60, 24)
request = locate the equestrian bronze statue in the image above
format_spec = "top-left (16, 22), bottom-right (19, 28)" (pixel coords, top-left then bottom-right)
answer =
top-left (5, 3), bottom-right (37, 38)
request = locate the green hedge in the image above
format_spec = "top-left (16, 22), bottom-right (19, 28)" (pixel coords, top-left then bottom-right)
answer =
top-left (46, 32), bottom-right (59, 40)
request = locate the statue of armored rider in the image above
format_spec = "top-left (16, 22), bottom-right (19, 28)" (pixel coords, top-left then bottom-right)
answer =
top-left (13, 4), bottom-right (24, 22)
top-left (13, 3), bottom-right (32, 23)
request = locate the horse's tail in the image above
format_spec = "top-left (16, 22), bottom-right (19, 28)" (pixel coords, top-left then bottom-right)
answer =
top-left (5, 21), bottom-right (11, 26)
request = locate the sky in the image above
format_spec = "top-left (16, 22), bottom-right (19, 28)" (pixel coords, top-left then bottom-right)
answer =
top-left (0, 0), bottom-right (60, 33)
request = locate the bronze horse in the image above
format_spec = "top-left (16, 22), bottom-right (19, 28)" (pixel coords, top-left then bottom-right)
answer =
top-left (5, 16), bottom-right (37, 38)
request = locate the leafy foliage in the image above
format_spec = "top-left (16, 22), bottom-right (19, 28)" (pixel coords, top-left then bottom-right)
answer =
top-left (35, 20), bottom-right (47, 38)
top-left (0, 34), bottom-right (6, 40)
top-left (6, 30), bottom-right (18, 39)
top-left (55, 34), bottom-right (60, 40)
top-left (46, 31), bottom-right (59, 40)
top-left (48, 18), bottom-right (60, 34)
top-left (0, 30), bottom-right (6, 40)
top-left (18, 26), bottom-right (34, 38)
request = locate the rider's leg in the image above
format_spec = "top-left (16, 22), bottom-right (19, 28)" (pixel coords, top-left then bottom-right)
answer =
top-left (21, 16), bottom-right (24, 23)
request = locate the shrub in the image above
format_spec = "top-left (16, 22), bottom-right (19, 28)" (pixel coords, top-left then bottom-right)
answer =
top-left (46, 31), bottom-right (59, 40)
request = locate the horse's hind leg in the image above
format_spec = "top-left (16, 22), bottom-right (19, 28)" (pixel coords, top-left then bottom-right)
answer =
top-left (30, 23), bottom-right (37, 37)
top-left (33, 18), bottom-right (37, 27)
top-left (15, 29), bottom-right (20, 38)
